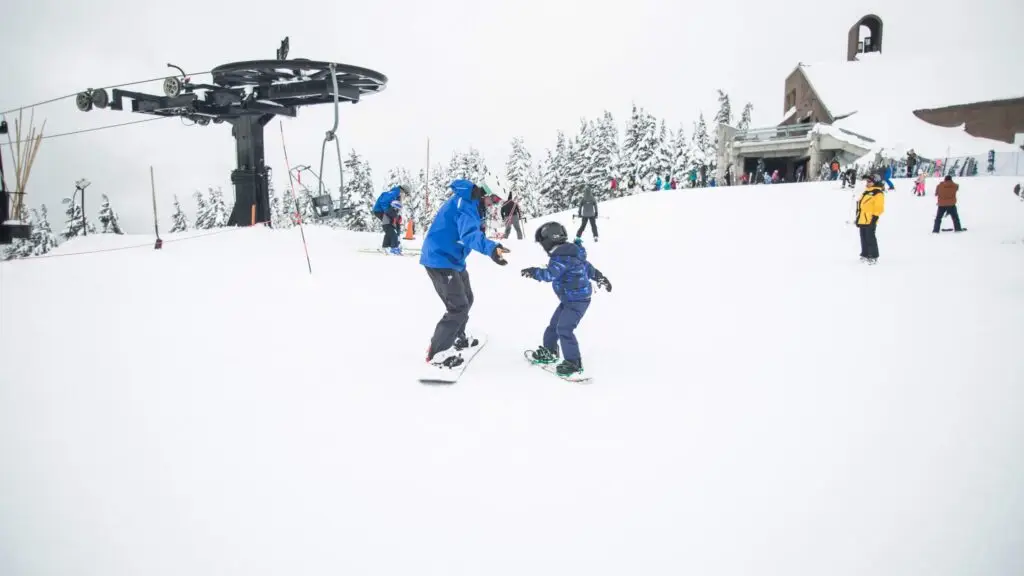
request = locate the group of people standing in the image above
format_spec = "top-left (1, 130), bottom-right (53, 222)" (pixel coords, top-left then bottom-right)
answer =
top-left (855, 172), bottom-right (967, 265)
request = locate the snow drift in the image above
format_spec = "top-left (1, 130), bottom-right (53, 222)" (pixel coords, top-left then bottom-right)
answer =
top-left (2, 177), bottom-right (1024, 576)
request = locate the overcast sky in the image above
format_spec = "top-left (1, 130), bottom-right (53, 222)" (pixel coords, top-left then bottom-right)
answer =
top-left (1, 0), bottom-right (1019, 233)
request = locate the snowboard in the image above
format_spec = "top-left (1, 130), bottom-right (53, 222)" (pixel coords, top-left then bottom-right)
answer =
top-left (358, 247), bottom-right (422, 257)
top-left (522, 349), bottom-right (592, 383)
top-left (939, 228), bottom-right (967, 232)
top-left (419, 335), bottom-right (488, 385)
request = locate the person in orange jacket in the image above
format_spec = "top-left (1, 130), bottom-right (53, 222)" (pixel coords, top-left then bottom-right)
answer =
top-left (932, 175), bottom-right (965, 233)
top-left (856, 174), bottom-right (886, 264)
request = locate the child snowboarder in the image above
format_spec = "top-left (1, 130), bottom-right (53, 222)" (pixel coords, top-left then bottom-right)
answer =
top-left (521, 222), bottom-right (612, 378)
top-left (372, 185), bottom-right (408, 254)
top-left (856, 174), bottom-right (886, 264)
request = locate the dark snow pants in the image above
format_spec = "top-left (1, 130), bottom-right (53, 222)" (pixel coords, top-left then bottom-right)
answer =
top-left (933, 205), bottom-right (963, 232)
top-left (858, 223), bottom-right (879, 259)
top-left (576, 216), bottom-right (598, 239)
top-left (425, 266), bottom-right (474, 358)
top-left (382, 222), bottom-right (399, 248)
top-left (504, 214), bottom-right (524, 240)
top-left (542, 300), bottom-right (590, 363)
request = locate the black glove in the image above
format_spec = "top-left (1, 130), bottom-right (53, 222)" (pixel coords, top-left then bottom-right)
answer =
top-left (596, 276), bottom-right (612, 292)
top-left (491, 244), bottom-right (510, 265)
top-left (521, 267), bottom-right (539, 279)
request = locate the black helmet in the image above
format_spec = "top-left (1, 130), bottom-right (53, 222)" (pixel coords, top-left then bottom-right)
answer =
top-left (534, 221), bottom-right (568, 252)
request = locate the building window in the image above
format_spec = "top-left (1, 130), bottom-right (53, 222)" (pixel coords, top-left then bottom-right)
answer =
top-left (786, 89), bottom-right (796, 110)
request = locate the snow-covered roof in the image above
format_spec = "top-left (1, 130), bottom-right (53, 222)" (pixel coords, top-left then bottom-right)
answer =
top-left (780, 106), bottom-right (797, 124)
top-left (798, 54), bottom-right (1024, 119)
top-left (794, 54), bottom-right (1024, 159)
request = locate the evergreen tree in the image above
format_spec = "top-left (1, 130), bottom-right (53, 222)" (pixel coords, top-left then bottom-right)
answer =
top-left (590, 111), bottom-right (620, 197)
top-left (620, 104), bottom-right (644, 191)
top-left (655, 120), bottom-right (673, 181)
top-left (691, 113), bottom-right (712, 172)
top-left (714, 90), bottom-right (733, 126)
top-left (340, 149), bottom-right (376, 231)
top-left (633, 109), bottom-right (660, 188)
top-left (267, 181), bottom-right (288, 228)
top-left (193, 190), bottom-right (210, 229)
top-left (205, 187), bottom-right (231, 228)
top-left (169, 195), bottom-right (190, 233)
top-left (32, 205), bottom-right (60, 255)
top-left (423, 162), bottom-right (451, 229)
top-left (539, 131), bottom-right (573, 211)
top-left (2, 208), bottom-right (35, 260)
top-left (97, 194), bottom-right (124, 234)
top-left (671, 124), bottom-right (692, 182)
top-left (60, 196), bottom-right (94, 240)
top-left (738, 102), bottom-right (754, 131)
top-left (506, 137), bottom-right (542, 217)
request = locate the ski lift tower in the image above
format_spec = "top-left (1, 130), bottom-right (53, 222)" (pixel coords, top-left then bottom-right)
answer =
top-left (74, 38), bottom-right (387, 227)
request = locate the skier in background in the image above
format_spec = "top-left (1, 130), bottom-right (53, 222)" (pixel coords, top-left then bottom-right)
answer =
top-left (841, 167), bottom-right (858, 189)
top-left (575, 188), bottom-right (599, 242)
top-left (521, 222), bottom-right (612, 378)
top-left (856, 174), bottom-right (886, 264)
top-left (882, 163), bottom-right (895, 190)
top-left (500, 192), bottom-right (524, 240)
top-left (419, 179), bottom-right (509, 372)
top-left (372, 185), bottom-right (408, 254)
top-left (914, 170), bottom-right (927, 196)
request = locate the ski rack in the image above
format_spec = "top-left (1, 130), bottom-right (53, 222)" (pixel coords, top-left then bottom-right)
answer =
top-left (74, 38), bottom-right (387, 227)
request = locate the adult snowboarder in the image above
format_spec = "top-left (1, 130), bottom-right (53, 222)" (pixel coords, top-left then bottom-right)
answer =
top-left (372, 185), bottom-right (408, 254)
top-left (856, 174), bottom-right (886, 264)
top-left (420, 179), bottom-right (509, 371)
top-left (575, 188), bottom-right (599, 242)
top-left (500, 192), bottom-right (524, 240)
top-left (933, 175), bottom-right (965, 233)
top-left (521, 222), bottom-right (612, 378)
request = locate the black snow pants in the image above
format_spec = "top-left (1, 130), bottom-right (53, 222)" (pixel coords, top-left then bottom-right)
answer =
top-left (425, 266), bottom-right (474, 359)
top-left (576, 216), bottom-right (598, 239)
top-left (933, 205), bottom-right (963, 233)
top-left (382, 221), bottom-right (399, 248)
top-left (858, 223), bottom-right (879, 259)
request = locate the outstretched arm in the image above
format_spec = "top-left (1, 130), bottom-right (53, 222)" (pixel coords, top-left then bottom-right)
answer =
top-left (456, 204), bottom-right (498, 256)
top-left (532, 257), bottom-right (569, 283)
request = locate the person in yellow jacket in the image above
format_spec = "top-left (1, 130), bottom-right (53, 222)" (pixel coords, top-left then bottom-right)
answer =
top-left (856, 174), bottom-right (886, 264)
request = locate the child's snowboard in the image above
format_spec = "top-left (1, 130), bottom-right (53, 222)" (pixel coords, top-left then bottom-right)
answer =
top-left (522, 349), bottom-right (592, 383)
top-left (419, 335), bottom-right (488, 385)
top-left (358, 247), bottom-right (422, 257)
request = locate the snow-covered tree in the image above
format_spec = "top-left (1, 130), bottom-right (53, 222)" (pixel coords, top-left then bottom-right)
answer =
top-left (691, 113), bottom-right (713, 173)
top-left (655, 120), bottom-right (673, 181)
top-left (97, 194), bottom-right (124, 234)
top-left (61, 196), bottom-right (94, 240)
top-left (340, 149), bottom-right (376, 231)
top-left (714, 90), bottom-right (733, 127)
top-left (191, 187), bottom-right (231, 229)
top-left (587, 111), bottom-right (620, 198)
top-left (539, 131), bottom-right (572, 211)
top-left (421, 162), bottom-right (451, 230)
top-left (169, 195), bottom-right (190, 233)
top-left (671, 124), bottom-right (692, 182)
top-left (447, 148), bottom-right (489, 183)
top-left (2, 209), bottom-right (35, 260)
top-left (506, 136), bottom-right (542, 217)
top-left (31, 205), bottom-right (60, 255)
top-left (737, 102), bottom-right (754, 131)
top-left (267, 181), bottom-right (289, 228)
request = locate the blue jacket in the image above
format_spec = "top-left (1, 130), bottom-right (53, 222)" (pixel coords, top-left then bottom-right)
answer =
top-left (419, 179), bottom-right (498, 271)
top-left (530, 241), bottom-right (603, 302)
top-left (373, 187), bottom-right (401, 214)
top-left (883, 166), bottom-right (892, 180)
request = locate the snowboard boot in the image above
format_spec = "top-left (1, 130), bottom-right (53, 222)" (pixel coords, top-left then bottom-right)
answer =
top-left (389, 245), bottom-right (403, 255)
top-left (556, 359), bottom-right (583, 377)
top-left (530, 346), bottom-right (559, 365)
top-left (428, 347), bottom-right (464, 370)
top-left (454, 334), bottom-right (479, 351)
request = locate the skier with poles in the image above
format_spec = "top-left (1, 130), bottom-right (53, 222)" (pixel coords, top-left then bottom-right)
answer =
top-left (574, 187), bottom-right (599, 242)
top-left (420, 179), bottom-right (510, 375)
top-left (372, 184), bottom-right (408, 254)
top-left (500, 192), bottom-right (524, 240)
top-left (522, 222), bottom-right (612, 379)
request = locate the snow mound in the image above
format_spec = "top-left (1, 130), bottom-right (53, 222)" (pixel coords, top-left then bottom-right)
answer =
top-left (2, 179), bottom-right (1024, 576)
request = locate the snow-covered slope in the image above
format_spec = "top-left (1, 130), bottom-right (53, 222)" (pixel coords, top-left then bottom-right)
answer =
top-left (2, 179), bottom-right (1024, 576)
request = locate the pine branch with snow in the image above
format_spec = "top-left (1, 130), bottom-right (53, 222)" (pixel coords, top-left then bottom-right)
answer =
top-left (31, 205), bottom-right (60, 255)
top-left (738, 102), bottom-right (753, 131)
